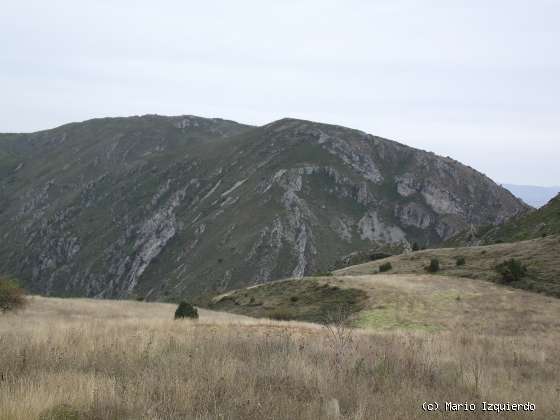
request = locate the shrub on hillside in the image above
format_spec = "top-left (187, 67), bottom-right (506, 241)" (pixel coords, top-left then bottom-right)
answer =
top-left (455, 256), bottom-right (466, 266)
top-left (425, 258), bottom-right (440, 273)
top-left (495, 259), bottom-right (528, 283)
top-left (379, 262), bottom-right (392, 272)
top-left (174, 301), bottom-right (199, 320)
top-left (0, 277), bottom-right (26, 313)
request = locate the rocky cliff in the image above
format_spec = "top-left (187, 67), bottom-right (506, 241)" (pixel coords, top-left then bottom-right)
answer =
top-left (0, 115), bottom-right (529, 299)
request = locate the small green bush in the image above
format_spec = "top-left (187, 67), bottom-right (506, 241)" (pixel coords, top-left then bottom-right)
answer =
top-left (455, 256), bottom-right (466, 266)
top-left (290, 296), bottom-right (299, 302)
top-left (174, 301), bottom-right (199, 320)
top-left (0, 277), bottom-right (26, 313)
top-left (379, 262), bottom-right (392, 272)
top-left (425, 258), bottom-right (440, 273)
top-left (495, 259), bottom-right (528, 283)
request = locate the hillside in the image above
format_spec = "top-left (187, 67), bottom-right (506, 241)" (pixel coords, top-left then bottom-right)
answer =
top-left (0, 115), bottom-right (528, 299)
top-left (335, 235), bottom-right (560, 297)
top-left (207, 270), bottom-right (560, 335)
top-left (446, 193), bottom-right (560, 246)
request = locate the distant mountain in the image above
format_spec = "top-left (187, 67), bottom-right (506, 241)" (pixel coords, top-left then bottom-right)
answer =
top-left (446, 193), bottom-right (560, 246)
top-left (0, 115), bottom-right (529, 299)
top-left (503, 184), bottom-right (560, 208)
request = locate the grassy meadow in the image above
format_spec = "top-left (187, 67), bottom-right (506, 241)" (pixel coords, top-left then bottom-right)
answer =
top-left (335, 235), bottom-right (560, 297)
top-left (1, 288), bottom-right (559, 419)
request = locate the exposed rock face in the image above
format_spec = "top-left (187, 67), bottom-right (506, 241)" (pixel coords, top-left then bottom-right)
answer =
top-left (0, 115), bottom-right (529, 299)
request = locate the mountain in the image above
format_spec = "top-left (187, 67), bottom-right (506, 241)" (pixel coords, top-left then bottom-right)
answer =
top-left (0, 115), bottom-right (529, 299)
top-left (503, 183), bottom-right (560, 208)
top-left (447, 193), bottom-right (560, 247)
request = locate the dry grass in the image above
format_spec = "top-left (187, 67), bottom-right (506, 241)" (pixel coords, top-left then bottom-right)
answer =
top-left (334, 235), bottom-right (560, 297)
top-left (1, 296), bottom-right (559, 419)
top-left (340, 274), bottom-right (560, 335)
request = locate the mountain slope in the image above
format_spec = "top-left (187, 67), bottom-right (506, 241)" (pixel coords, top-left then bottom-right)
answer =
top-left (335, 235), bottom-right (560, 297)
top-left (446, 193), bottom-right (560, 246)
top-left (0, 115), bottom-right (529, 299)
top-left (206, 270), bottom-right (560, 332)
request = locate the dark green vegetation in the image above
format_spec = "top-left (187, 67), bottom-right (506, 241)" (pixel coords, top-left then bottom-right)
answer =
top-left (447, 193), bottom-right (560, 246)
top-left (206, 277), bottom-right (368, 323)
top-left (455, 256), bottom-right (466, 266)
top-left (174, 301), bottom-right (199, 319)
top-left (336, 235), bottom-right (560, 297)
top-left (0, 276), bottom-right (26, 313)
top-left (0, 115), bottom-right (527, 299)
top-left (379, 262), bottom-right (392, 272)
top-left (495, 258), bottom-right (528, 283)
top-left (425, 258), bottom-right (440, 273)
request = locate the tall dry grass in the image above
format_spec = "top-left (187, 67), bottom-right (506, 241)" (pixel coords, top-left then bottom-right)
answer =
top-left (0, 297), bottom-right (559, 419)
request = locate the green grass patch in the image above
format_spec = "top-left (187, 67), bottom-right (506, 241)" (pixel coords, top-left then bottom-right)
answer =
top-left (354, 307), bottom-right (439, 332)
top-left (207, 278), bottom-right (367, 323)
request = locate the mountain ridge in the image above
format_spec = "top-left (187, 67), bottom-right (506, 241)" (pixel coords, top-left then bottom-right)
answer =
top-left (0, 114), bottom-right (529, 299)
top-left (446, 193), bottom-right (560, 247)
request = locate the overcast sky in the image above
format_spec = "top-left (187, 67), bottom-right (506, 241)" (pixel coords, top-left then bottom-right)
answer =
top-left (2, 1), bottom-right (559, 185)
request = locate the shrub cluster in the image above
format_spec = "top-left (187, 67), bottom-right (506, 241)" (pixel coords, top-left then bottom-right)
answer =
top-left (425, 258), bottom-right (440, 273)
top-left (379, 262), bottom-right (392, 272)
top-left (174, 301), bottom-right (199, 320)
top-left (0, 277), bottom-right (26, 313)
top-left (495, 259), bottom-right (528, 283)
top-left (455, 256), bottom-right (466, 266)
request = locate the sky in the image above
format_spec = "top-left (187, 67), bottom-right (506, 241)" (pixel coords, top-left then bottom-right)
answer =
top-left (1, 1), bottom-right (559, 186)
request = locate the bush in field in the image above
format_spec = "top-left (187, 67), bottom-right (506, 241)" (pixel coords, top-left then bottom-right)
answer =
top-left (0, 277), bottom-right (26, 313)
top-left (495, 259), bottom-right (528, 283)
top-left (379, 262), bottom-right (392, 272)
top-left (174, 301), bottom-right (199, 320)
top-left (425, 258), bottom-right (440, 273)
top-left (455, 256), bottom-right (466, 266)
